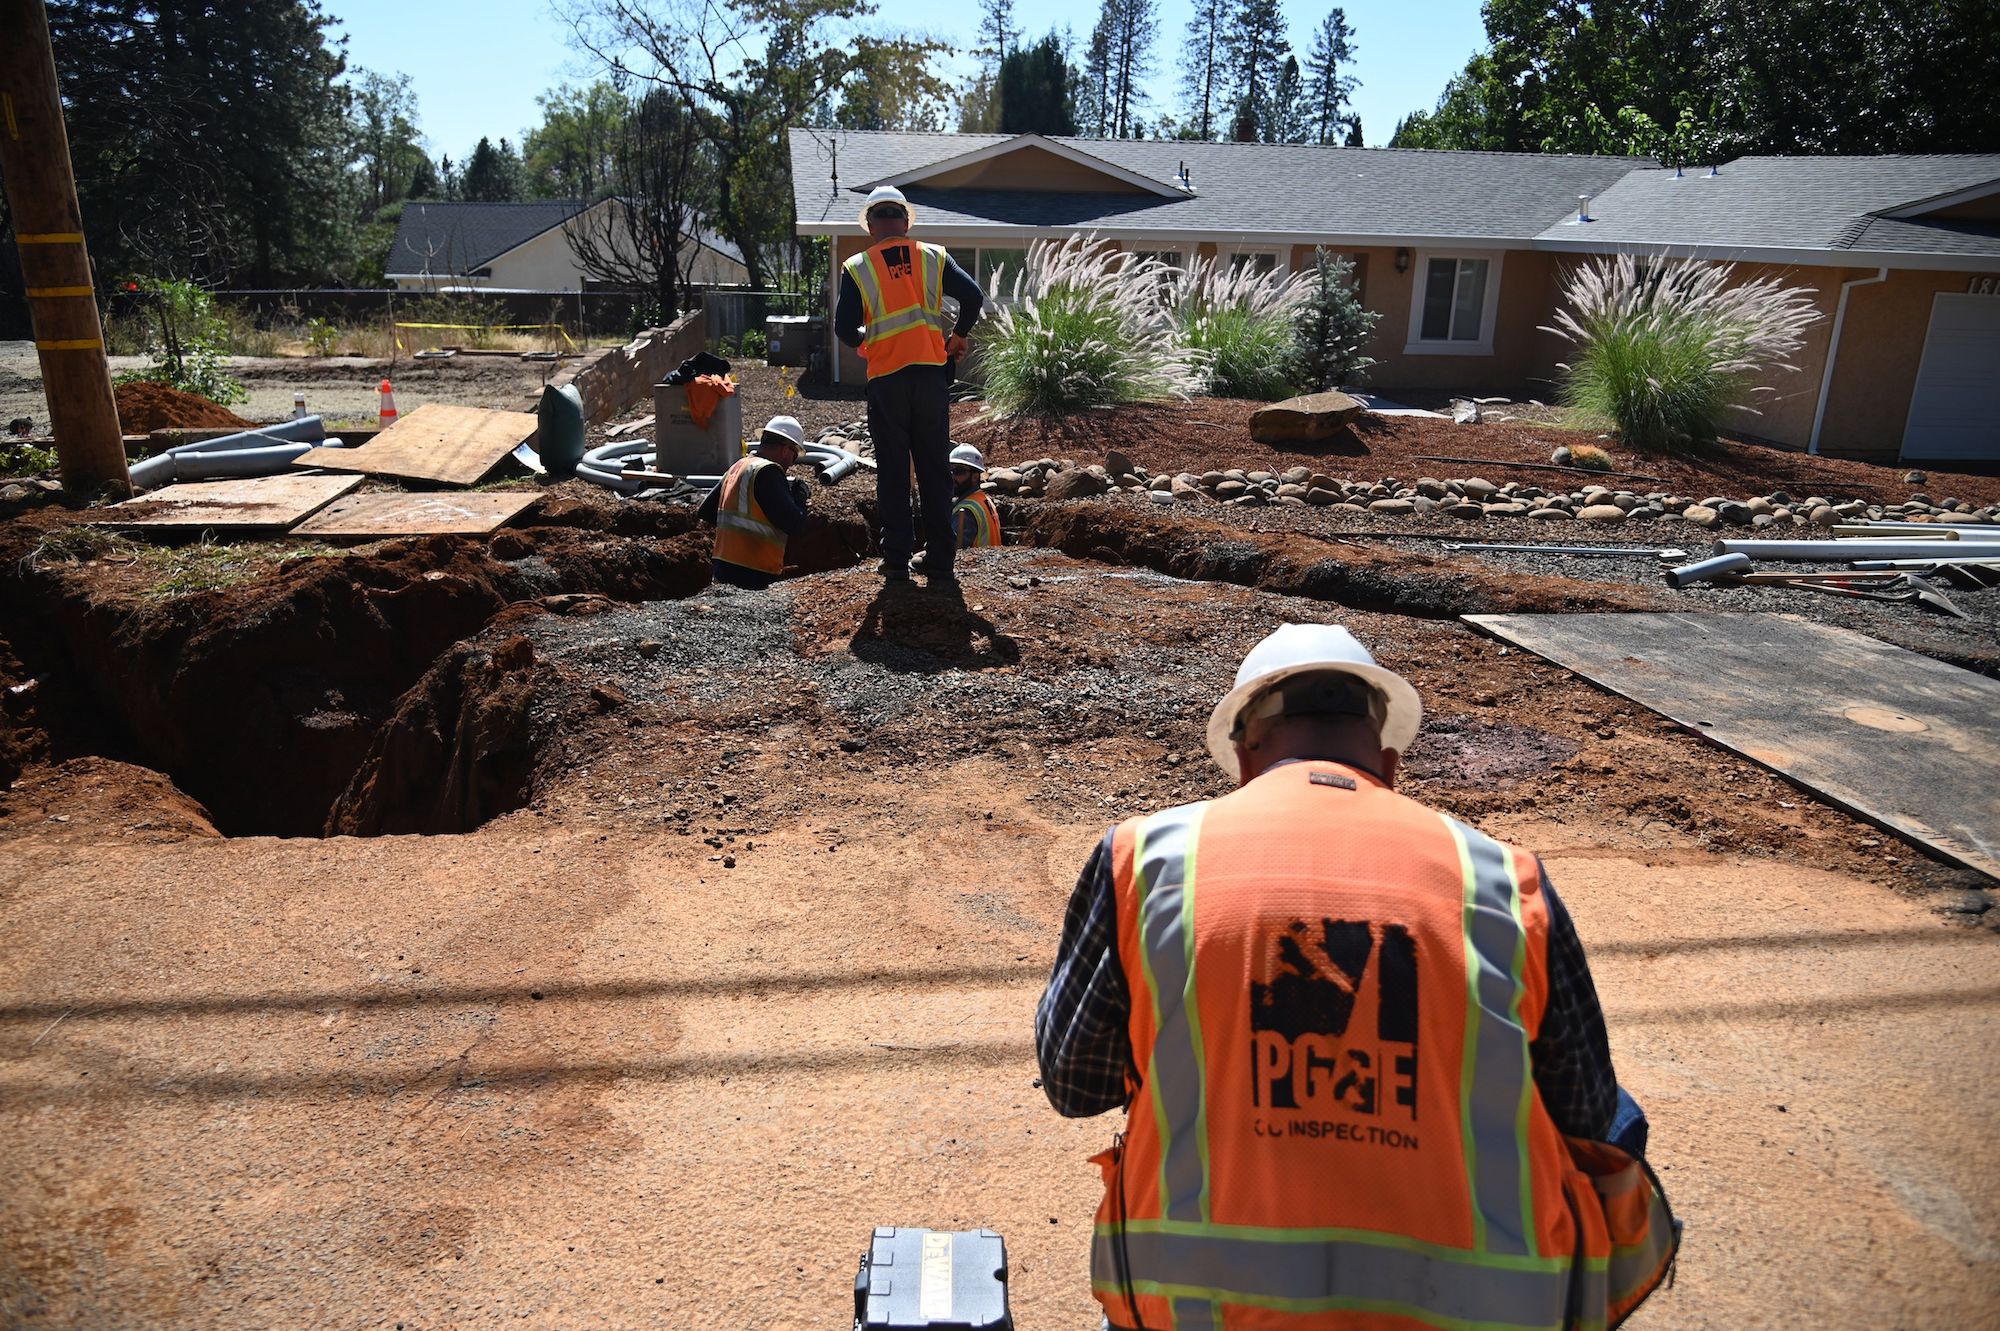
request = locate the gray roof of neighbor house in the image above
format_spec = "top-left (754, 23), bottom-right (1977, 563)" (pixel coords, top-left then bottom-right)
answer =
top-left (386, 199), bottom-right (745, 277)
top-left (1531, 156), bottom-right (2000, 260)
top-left (788, 130), bottom-right (1644, 244)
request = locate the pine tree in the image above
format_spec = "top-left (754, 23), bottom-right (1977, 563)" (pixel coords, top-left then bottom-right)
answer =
top-left (1179, 0), bottom-right (1228, 139)
top-left (998, 34), bottom-right (1077, 135)
top-left (460, 137), bottom-right (526, 202)
top-left (1288, 248), bottom-right (1379, 390)
top-left (1080, 12), bottom-right (1115, 136)
top-left (1221, 0), bottom-right (1289, 143)
top-left (1105, 0), bottom-right (1160, 139)
top-left (976, 0), bottom-right (1022, 75)
top-left (1303, 9), bottom-right (1360, 146)
top-left (1344, 115), bottom-right (1364, 146)
top-left (1268, 55), bottom-right (1307, 142)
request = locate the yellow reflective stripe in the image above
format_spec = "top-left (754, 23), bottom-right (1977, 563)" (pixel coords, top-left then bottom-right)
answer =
top-left (27, 286), bottom-right (94, 297)
top-left (717, 510), bottom-right (781, 538)
top-left (16, 232), bottom-right (84, 244)
top-left (36, 339), bottom-right (103, 350)
top-left (1096, 1276), bottom-right (1559, 1331)
top-left (866, 305), bottom-right (937, 339)
top-left (1097, 1219), bottom-right (1574, 1274)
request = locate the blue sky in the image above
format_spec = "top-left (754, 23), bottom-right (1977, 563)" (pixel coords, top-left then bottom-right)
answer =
top-left (325, 0), bottom-right (1488, 160)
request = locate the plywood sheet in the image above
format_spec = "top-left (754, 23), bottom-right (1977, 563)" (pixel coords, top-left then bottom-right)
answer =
top-left (292, 490), bottom-right (539, 539)
top-left (293, 404), bottom-right (536, 486)
top-left (1465, 612), bottom-right (2000, 880)
top-left (90, 473), bottom-right (362, 529)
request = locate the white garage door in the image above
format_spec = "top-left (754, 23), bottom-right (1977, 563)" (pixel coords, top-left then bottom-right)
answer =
top-left (1902, 293), bottom-right (2000, 462)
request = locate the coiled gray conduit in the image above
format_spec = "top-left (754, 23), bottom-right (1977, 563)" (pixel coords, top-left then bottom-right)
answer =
top-left (573, 439), bottom-right (863, 496)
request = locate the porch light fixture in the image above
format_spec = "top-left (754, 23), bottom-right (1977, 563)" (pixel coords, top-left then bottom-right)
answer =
top-left (1395, 247), bottom-right (1410, 274)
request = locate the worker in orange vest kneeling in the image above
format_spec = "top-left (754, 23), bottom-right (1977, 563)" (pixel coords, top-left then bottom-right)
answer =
top-left (949, 444), bottom-right (1002, 550)
top-left (1037, 624), bottom-right (1679, 1331)
top-left (696, 415), bottom-right (812, 590)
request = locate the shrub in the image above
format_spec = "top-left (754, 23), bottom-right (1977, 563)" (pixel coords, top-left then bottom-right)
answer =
top-left (1172, 257), bottom-right (1312, 400)
top-left (117, 277), bottom-right (246, 405)
top-left (1568, 444), bottom-right (1613, 471)
top-left (975, 237), bottom-right (1200, 417)
top-left (1288, 248), bottom-right (1380, 392)
top-left (1543, 254), bottom-right (1820, 452)
top-left (739, 328), bottom-right (768, 359)
top-left (303, 316), bottom-right (341, 357)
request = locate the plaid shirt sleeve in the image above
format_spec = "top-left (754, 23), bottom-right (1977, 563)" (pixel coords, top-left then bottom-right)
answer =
top-left (1035, 828), bottom-right (1134, 1118)
top-left (1530, 868), bottom-right (1620, 1140)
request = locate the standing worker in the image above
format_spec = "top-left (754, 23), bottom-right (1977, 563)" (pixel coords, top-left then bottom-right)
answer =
top-left (835, 185), bottom-right (983, 587)
top-left (695, 415), bottom-right (813, 590)
top-left (949, 444), bottom-right (1002, 550)
top-left (1036, 623), bottom-right (1677, 1331)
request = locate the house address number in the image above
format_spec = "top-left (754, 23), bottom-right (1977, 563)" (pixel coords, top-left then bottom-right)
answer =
top-left (1970, 275), bottom-right (2000, 295)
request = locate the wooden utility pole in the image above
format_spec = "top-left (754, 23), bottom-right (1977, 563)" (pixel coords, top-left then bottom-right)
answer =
top-left (0, 0), bottom-right (131, 496)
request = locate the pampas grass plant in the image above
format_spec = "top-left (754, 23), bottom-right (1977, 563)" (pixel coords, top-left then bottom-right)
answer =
top-left (975, 237), bottom-right (1203, 417)
top-left (1171, 257), bottom-right (1313, 400)
top-left (1544, 254), bottom-right (1820, 452)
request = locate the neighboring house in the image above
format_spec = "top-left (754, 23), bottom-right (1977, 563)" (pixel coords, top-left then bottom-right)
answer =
top-left (386, 199), bottom-right (748, 293)
top-left (788, 131), bottom-right (2000, 463)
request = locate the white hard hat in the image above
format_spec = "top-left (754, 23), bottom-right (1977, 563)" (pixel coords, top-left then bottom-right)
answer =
top-left (1205, 624), bottom-right (1422, 781)
top-left (759, 415), bottom-right (807, 449)
top-left (858, 185), bottom-right (916, 227)
top-left (949, 443), bottom-right (987, 471)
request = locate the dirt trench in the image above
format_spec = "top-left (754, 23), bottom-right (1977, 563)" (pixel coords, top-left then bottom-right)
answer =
top-left (0, 490), bottom-right (1763, 841)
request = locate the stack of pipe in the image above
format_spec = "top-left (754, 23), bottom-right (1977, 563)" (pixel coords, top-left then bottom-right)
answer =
top-left (127, 417), bottom-right (331, 490)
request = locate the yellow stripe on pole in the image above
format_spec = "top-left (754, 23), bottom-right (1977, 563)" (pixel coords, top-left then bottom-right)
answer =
top-left (27, 286), bottom-right (95, 297)
top-left (16, 232), bottom-right (85, 244)
top-left (36, 338), bottom-right (104, 350)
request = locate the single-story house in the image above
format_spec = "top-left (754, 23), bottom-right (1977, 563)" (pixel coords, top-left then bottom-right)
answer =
top-left (386, 199), bottom-right (748, 293)
top-left (787, 131), bottom-right (2000, 463)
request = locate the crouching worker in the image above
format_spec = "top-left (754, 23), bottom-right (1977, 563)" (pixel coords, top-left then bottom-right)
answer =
top-left (950, 444), bottom-right (1002, 550)
top-left (1036, 623), bottom-right (1679, 1331)
top-left (696, 415), bottom-right (812, 589)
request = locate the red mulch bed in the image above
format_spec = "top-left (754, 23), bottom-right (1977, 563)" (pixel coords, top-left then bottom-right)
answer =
top-left (949, 398), bottom-right (2000, 505)
top-left (114, 381), bottom-right (254, 434)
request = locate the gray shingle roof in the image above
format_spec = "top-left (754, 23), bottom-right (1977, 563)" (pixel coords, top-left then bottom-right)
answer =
top-left (788, 130), bottom-right (1644, 244)
top-left (387, 200), bottom-right (586, 276)
top-left (1531, 156), bottom-right (2000, 259)
top-left (386, 200), bottom-right (745, 277)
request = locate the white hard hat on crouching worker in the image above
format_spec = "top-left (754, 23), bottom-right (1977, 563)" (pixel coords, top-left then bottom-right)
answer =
top-left (1205, 623), bottom-right (1422, 782)
top-left (759, 415), bottom-right (807, 450)
top-left (858, 185), bottom-right (916, 227)
top-left (949, 444), bottom-right (987, 472)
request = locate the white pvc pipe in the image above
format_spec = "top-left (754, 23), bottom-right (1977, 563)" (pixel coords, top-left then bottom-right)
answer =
top-left (1714, 538), bottom-right (2000, 562)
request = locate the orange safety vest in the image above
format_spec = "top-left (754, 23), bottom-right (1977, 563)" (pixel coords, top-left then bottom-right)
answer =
top-left (954, 489), bottom-right (1003, 548)
top-left (713, 455), bottom-right (787, 576)
top-left (1093, 760), bottom-right (1677, 1331)
top-left (844, 238), bottom-right (949, 378)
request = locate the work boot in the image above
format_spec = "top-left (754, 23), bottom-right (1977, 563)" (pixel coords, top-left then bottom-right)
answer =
top-left (878, 559), bottom-right (911, 583)
top-left (913, 555), bottom-right (955, 585)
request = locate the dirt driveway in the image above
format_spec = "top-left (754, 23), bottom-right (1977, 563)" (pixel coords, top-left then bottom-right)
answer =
top-left (2, 554), bottom-right (1996, 1329)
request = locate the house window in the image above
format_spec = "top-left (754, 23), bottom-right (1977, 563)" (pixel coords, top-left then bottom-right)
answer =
top-left (1405, 251), bottom-right (1504, 355)
top-left (1223, 248), bottom-right (1284, 277)
top-left (944, 246), bottom-right (1027, 302)
top-left (1130, 248), bottom-right (1189, 271)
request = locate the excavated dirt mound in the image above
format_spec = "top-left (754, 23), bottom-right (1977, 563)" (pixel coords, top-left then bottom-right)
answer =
top-left (951, 398), bottom-right (2000, 503)
top-left (113, 380), bottom-right (256, 433)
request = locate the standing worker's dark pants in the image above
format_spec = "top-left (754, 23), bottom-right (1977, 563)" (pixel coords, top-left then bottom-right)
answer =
top-left (867, 364), bottom-right (954, 573)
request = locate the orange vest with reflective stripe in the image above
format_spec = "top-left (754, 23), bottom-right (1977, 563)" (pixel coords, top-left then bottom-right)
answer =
top-left (1093, 761), bottom-right (1677, 1331)
top-left (713, 455), bottom-right (786, 576)
top-left (954, 489), bottom-right (1002, 548)
top-left (844, 238), bottom-right (948, 378)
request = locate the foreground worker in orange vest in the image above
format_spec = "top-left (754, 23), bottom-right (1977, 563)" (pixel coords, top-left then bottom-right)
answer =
top-left (949, 444), bottom-right (1002, 550)
top-left (835, 185), bottom-right (984, 587)
top-left (1037, 624), bottom-right (1678, 1331)
top-left (695, 415), bottom-right (812, 590)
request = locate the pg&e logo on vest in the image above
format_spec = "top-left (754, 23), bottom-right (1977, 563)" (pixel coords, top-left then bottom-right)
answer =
top-left (882, 244), bottom-right (914, 280)
top-left (1249, 917), bottom-right (1421, 1150)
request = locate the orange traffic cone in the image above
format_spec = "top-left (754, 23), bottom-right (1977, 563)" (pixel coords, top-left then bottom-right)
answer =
top-left (378, 379), bottom-right (398, 426)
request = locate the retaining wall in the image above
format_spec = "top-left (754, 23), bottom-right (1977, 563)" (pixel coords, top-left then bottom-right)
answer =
top-left (553, 309), bottom-right (706, 424)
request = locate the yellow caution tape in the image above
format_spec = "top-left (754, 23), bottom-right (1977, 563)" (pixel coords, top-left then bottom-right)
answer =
top-left (16, 232), bottom-right (84, 244)
top-left (27, 286), bottom-right (95, 297)
top-left (36, 338), bottom-right (103, 350)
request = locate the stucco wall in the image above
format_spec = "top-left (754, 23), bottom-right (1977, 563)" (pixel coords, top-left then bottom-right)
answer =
top-left (1353, 246), bottom-right (1567, 398)
top-left (1815, 266), bottom-right (2000, 461)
